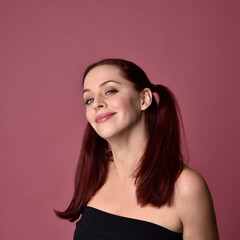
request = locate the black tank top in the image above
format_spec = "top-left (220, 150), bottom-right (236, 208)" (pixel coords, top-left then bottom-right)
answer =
top-left (73, 206), bottom-right (183, 240)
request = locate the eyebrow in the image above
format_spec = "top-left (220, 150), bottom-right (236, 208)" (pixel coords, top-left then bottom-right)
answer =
top-left (83, 80), bottom-right (120, 94)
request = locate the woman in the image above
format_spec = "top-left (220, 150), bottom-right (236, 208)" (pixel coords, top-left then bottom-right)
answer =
top-left (55, 59), bottom-right (219, 239)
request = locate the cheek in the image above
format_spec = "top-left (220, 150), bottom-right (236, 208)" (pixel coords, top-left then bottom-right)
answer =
top-left (114, 97), bottom-right (140, 118)
top-left (112, 99), bottom-right (127, 109)
top-left (85, 109), bottom-right (92, 123)
top-left (125, 95), bottom-right (140, 110)
top-left (112, 95), bottom-right (137, 109)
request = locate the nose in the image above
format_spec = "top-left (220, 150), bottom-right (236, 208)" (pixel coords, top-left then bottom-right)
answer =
top-left (93, 95), bottom-right (107, 110)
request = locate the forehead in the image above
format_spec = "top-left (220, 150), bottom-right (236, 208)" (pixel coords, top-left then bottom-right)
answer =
top-left (83, 65), bottom-right (125, 86)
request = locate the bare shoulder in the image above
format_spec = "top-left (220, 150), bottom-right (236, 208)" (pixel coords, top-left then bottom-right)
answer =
top-left (174, 166), bottom-right (219, 240)
top-left (175, 166), bottom-right (210, 201)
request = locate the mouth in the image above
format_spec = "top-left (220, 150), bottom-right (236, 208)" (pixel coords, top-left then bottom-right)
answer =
top-left (95, 112), bottom-right (116, 123)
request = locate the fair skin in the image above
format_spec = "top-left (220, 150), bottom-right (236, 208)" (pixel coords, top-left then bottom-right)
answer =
top-left (83, 65), bottom-right (219, 239)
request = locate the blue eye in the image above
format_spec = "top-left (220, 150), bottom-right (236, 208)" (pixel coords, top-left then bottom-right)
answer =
top-left (85, 98), bottom-right (94, 105)
top-left (106, 90), bottom-right (117, 95)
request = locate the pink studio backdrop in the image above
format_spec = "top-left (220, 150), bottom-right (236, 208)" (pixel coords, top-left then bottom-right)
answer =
top-left (0, 0), bottom-right (239, 239)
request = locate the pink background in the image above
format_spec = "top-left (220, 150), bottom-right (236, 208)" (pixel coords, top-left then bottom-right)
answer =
top-left (1, 0), bottom-right (239, 239)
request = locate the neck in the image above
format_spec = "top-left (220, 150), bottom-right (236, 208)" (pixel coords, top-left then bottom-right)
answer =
top-left (108, 121), bottom-right (148, 182)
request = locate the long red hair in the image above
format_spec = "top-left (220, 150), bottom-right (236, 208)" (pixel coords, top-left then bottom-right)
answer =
top-left (55, 59), bottom-right (185, 221)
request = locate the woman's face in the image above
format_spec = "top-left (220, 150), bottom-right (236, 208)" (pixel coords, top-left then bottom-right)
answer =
top-left (83, 65), bottom-right (146, 141)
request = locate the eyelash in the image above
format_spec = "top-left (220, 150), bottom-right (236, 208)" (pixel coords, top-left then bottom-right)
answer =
top-left (85, 98), bottom-right (94, 105)
top-left (106, 89), bottom-right (117, 95)
top-left (85, 89), bottom-right (118, 105)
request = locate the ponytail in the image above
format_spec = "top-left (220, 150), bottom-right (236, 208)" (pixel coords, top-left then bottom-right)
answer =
top-left (135, 84), bottom-right (184, 206)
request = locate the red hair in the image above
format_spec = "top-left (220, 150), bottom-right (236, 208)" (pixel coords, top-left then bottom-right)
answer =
top-left (55, 59), bottom-right (185, 221)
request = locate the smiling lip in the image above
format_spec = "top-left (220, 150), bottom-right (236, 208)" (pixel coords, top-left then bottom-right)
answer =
top-left (95, 112), bottom-right (116, 123)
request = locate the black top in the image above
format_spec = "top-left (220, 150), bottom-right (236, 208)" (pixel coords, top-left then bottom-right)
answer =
top-left (73, 206), bottom-right (183, 240)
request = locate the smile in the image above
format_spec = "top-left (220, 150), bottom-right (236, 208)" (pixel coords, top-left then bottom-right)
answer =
top-left (95, 112), bottom-right (116, 123)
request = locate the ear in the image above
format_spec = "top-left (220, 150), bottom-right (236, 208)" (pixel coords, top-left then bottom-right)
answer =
top-left (140, 88), bottom-right (152, 110)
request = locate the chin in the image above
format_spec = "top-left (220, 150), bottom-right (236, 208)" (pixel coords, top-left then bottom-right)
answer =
top-left (94, 127), bottom-right (117, 140)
